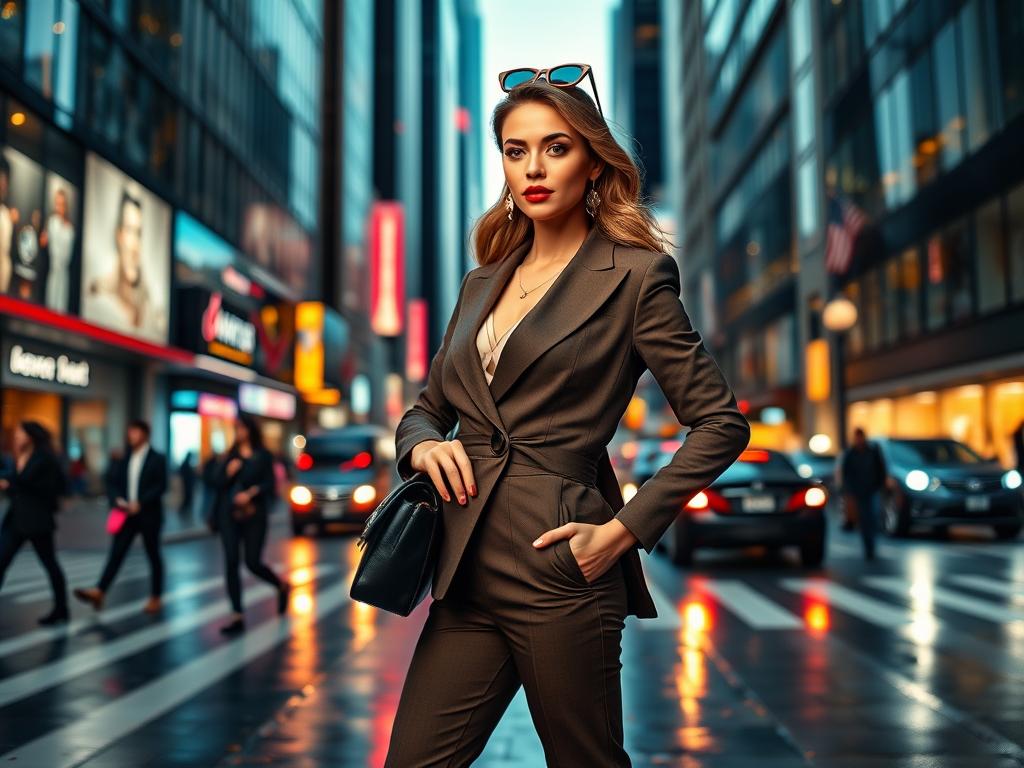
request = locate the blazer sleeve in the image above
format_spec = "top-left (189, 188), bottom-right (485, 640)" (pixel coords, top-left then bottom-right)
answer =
top-left (614, 253), bottom-right (751, 553)
top-left (395, 271), bottom-right (470, 481)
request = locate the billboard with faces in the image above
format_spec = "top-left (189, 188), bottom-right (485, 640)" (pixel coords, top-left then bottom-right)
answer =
top-left (80, 153), bottom-right (170, 343)
top-left (0, 145), bottom-right (80, 312)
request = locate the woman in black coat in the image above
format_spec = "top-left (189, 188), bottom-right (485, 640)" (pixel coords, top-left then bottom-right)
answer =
top-left (213, 414), bottom-right (290, 636)
top-left (0, 421), bottom-right (69, 625)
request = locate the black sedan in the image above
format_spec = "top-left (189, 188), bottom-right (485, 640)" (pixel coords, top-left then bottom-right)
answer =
top-left (876, 437), bottom-right (1023, 539)
top-left (287, 425), bottom-right (394, 536)
top-left (660, 448), bottom-right (828, 567)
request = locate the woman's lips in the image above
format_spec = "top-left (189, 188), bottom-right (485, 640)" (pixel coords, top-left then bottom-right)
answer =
top-left (523, 191), bottom-right (552, 203)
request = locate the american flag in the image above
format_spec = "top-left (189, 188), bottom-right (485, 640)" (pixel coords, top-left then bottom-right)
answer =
top-left (825, 192), bottom-right (867, 275)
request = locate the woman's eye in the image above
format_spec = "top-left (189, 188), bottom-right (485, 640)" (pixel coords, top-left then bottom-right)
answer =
top-left (548, 144), bottom-right (567, 155)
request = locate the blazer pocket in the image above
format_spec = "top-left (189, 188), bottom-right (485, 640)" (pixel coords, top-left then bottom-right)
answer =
top-left (554, 495), bottom-right (590, 587)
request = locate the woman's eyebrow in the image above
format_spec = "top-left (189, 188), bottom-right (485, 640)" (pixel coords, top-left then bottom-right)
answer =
top-left (503, 132), bottom-right (573, 147)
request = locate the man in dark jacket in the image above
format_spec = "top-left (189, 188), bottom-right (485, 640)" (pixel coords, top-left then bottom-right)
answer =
top-left (840, 427), bottom-right (888, 560)
top-left (74, 419), bottom-right (167, 614)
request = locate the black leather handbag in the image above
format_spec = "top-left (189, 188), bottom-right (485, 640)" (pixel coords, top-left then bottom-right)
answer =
top-left (349, 441), bottom-right (450, 616)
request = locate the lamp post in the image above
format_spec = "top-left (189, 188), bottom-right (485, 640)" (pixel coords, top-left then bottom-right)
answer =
top-left (821, 296), bottom-right (858, 453)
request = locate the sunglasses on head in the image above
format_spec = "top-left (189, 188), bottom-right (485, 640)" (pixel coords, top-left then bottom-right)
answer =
top-left (498, 63), bottom-right (604, 116)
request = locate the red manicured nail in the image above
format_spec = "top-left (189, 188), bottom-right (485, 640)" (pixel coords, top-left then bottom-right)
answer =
top-left (470, 485), bottom-right (477, 496)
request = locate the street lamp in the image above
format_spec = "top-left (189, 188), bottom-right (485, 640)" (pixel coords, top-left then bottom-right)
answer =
top-left (822, 296), bottom-right (858, 452)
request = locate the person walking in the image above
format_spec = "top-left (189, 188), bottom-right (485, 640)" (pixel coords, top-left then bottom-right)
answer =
top-left (177, 450), bottom-right (197, 519)
top-left (839, 427), bottom-right (888, 560)
top-left (73, 419), bottom-right (167, 614)
top-left (212, 414), bottom-right (290, 636)
top-left (0, 421), bottom-right (70, 625)
top-left (383, 66), bottom-right (750, 766)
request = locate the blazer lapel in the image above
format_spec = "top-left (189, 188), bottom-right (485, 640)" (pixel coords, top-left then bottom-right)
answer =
top-left (451, 238), bottom-right (529, 433)
top-left (451, 226), bottom-right (632, 427)
top-left (489, 228), bottom-right (630, 403)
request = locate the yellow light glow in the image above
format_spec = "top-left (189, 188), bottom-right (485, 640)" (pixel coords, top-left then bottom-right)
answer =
top-left (10, 112), bottom-right (26, 126)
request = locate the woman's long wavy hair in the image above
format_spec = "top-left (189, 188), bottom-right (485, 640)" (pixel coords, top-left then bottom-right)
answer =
top-left (471, 81), bottom-right (672, 267)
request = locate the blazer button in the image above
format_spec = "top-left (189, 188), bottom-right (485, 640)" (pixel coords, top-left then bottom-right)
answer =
top-left (490, 429), bottom-right (507, 456)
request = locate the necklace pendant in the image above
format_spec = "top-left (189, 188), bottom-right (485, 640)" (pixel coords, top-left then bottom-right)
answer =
top-left (519, 290), bottom-right (527, 299)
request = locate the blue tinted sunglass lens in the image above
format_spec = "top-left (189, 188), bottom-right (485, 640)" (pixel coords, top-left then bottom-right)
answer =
top-left (548, 66), bottom-right (584, 85)
top-left (503, 70), bottom-right (536, 89)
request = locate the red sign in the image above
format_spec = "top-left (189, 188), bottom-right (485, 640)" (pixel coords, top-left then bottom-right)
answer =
top-left (406, 299), bottom-right (428, 382)
top-left (369, 202), bottom-right (405, 337)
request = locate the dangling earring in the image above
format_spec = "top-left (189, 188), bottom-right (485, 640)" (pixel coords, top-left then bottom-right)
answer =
top-left (506, 192), bottom-right (514, 221)
top-left (585, 181), bottom-right (602, 218)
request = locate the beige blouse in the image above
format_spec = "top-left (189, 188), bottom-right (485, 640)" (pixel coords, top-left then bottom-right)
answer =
top-left (476, 310), bottom-right (525, 386)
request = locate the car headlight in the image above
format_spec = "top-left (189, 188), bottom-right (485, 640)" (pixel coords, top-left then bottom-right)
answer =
top-left (290, 485), bottom-right (313, 506)
top-left (352, 484), bottom-right (377, 505)
top-left (904, 470), bottom-right (930, 492)
top-left (1003, 470), bottom-right (1023, 490)
top-left (797, 463), bottom-right (814, 479)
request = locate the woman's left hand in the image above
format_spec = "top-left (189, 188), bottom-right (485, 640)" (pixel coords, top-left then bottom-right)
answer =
top-left (532, 519), bottom-right (638, 583)
top-left (233, 490), bottom-right (251, 506)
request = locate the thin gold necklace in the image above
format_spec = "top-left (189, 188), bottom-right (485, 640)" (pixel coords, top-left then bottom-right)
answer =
top-left (516, 261), bottom-right (567, 299)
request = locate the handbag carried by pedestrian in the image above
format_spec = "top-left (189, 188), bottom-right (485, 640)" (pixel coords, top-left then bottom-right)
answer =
top-left (349, 425), bottom-right (456, 616)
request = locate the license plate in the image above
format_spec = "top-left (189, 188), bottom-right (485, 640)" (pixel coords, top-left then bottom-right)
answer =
top-left (321, 501), bottom-right (344, 519)
top-left (742, 495), bottom-right (775, 513)
top-left (965, 495), bottom-right (990, 512)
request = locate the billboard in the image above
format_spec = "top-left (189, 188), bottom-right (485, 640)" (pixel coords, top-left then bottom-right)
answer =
top-left (0, 145), bottom-right (80, 312)
top-left (80, 153), bottom-right (170, 343)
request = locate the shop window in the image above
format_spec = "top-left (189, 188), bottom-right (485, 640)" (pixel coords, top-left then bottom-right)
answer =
top-left (862, 267), bottom-right (883, 351)
top-left (898, 246), bottom-right (921, 339)
top-left (1010, 181), bottom-right (1024, 304)
top-left (881, 257), bottom-right (900, 346)
top-left (926, 218), bottom-right (972, 331)
top-left (975, 197), bottom-right (1007, 314)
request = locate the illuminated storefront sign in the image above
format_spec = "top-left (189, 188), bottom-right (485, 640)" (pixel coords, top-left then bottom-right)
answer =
top-left (197, 392), bottom-right (237, 420)
top-left (201, 292), bottom-right (257, 364)
top-left (238, 383), bottom-right (296, 420)
top-left (8, 344), bottom-right (90, 387)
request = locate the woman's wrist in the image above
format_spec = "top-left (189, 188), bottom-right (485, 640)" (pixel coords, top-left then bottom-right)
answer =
top-left (601, 518), bottom-right (639, 556)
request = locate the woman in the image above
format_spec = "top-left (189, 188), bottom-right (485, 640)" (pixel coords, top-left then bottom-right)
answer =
top-left (0, 421), bottom-right (69, 625)
top-left (213, 414), bottom-right (290, 636)
top-left (384, 67), bottom-right (750, 766)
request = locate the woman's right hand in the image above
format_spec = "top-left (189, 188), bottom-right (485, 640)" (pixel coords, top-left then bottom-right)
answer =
top-left (410, 439), bottom-right (477, 506)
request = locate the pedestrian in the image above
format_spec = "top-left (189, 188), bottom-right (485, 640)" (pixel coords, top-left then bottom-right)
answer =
top-left (177, 450), bottom-right (196, 519)
top-left (839, 427), bottom-right (888, 560)
top-left (213, 414), bottom-right (290, 636)
top-left (73, 419), bottom-right (167, 614)
top-left (383, 70), bottom-right (749, 766)
top-left (0, 421), bottom-right (70, 625)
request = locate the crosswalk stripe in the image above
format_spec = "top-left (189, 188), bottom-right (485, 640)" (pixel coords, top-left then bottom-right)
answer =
top-left (865, 576), bottom-right (1024, 623)
top-left (0, 564), bottom-right (337, 705)
top-left (0, 562), bottom-right (287, 660)
top-left (780, 578), bottom-right (911, 627)
top-left (948, 574), bottom-right (1024, 600)
top-left (697, 580), bottom-right (803, 629)
top-left (0, 581), bottom-right (351, 768)
top-left (2, 558), bottom-right (132, 590)
top-left (13, 567), bottom-right (151, 603)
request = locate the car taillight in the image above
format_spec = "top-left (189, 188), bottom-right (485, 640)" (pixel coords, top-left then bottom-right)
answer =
top-left (785, 486), bottom-right (827, 511)
top-left (685, 489), bottom-right (730, 513)
top-left (296, 453), bottom-right (313, 471)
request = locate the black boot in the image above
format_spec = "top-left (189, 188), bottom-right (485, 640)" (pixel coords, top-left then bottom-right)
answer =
top-left (219, 615), bottom-right (246, 636)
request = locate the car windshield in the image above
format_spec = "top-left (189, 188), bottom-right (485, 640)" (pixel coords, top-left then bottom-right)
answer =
top-left (302, 438), bottom-right (374, 470)
top-left (718, 451), bottom-right (800, 483)
top-left (886, 440), bottom-right (984, 466)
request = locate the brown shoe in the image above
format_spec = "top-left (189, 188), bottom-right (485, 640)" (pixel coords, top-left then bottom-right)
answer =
top-left (143, 597), bottom-right (163, 614)
top-left (73, 587), bottom-right (104, 611)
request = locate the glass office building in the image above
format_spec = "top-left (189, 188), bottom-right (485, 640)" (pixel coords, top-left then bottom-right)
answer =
top-left (0, 0), bottom-right (321, 483)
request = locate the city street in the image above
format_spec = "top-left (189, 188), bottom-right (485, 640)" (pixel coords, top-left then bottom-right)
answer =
top-left (1, 505), bottom-right (1023, 767)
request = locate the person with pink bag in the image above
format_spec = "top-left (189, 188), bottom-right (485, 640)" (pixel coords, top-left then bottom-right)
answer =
top-left (73, 420), bottom-right (168, 615)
